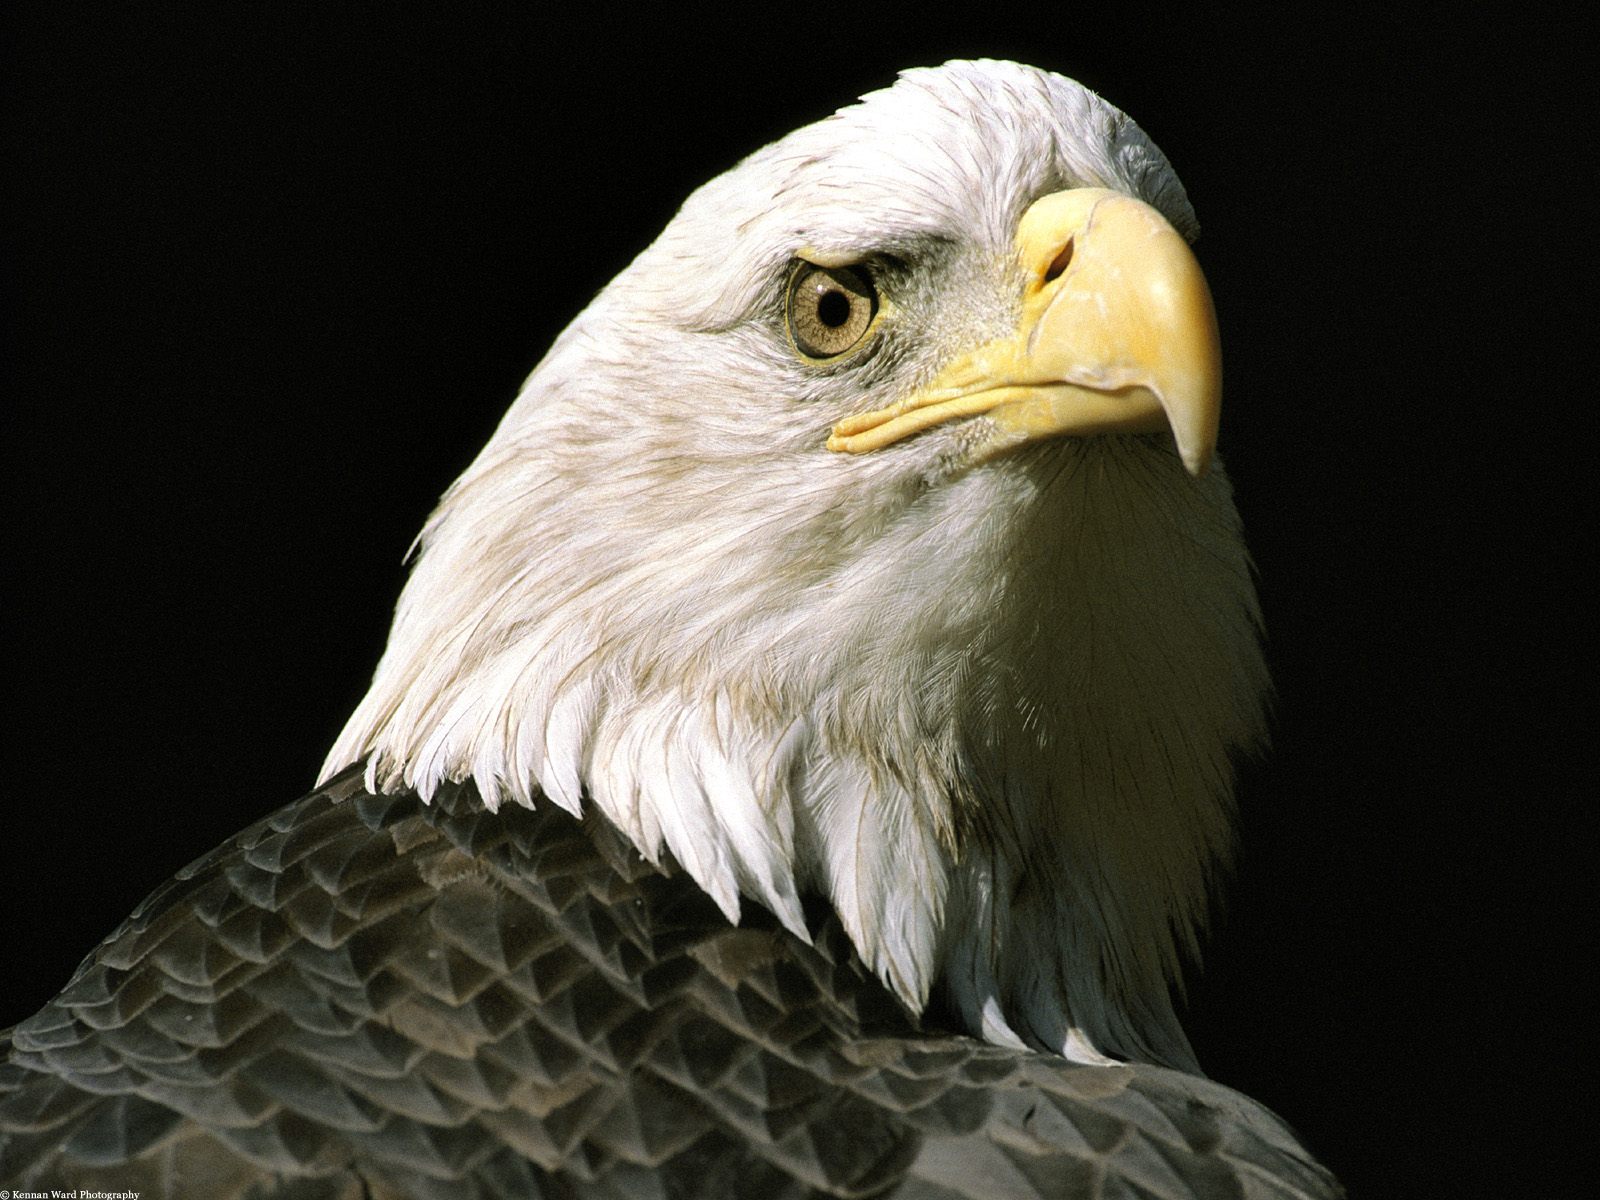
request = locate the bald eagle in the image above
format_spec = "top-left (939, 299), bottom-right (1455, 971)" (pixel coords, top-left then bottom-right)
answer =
top-left (0, 61), bottom-right (1341, 1198)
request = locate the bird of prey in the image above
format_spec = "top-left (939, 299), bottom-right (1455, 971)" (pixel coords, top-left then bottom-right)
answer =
top-left (1, 60), bottom-right (1342, 1198)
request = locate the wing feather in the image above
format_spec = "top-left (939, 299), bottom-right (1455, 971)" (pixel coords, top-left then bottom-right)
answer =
top-left (0, 771), bottom-right (1340, 1199)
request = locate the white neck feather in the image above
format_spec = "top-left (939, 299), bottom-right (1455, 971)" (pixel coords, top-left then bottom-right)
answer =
top-left (326, 386), bottom-right (1264, 1070)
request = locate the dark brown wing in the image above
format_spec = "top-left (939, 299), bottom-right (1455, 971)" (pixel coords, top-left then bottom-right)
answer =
top-left (0, 769), bottom-right (1341, 1199)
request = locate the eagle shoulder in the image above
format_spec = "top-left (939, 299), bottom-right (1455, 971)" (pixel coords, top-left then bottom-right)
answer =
top-left (0, 771), bottom-right (1338, 1198)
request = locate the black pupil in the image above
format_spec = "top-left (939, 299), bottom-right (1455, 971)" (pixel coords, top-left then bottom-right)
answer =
top-left (816, 288), bottom-right (852, 328)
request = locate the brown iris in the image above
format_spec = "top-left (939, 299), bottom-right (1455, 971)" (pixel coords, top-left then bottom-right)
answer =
top-left (786, 262), bottom-right (878, 360)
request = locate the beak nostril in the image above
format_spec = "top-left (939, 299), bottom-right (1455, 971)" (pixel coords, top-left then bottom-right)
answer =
top-left (1043, 238), bottom-right (1074, 283)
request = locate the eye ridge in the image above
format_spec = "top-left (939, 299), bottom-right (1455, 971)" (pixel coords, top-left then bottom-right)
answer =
top-left (786, 260), bottom-right (879, 361)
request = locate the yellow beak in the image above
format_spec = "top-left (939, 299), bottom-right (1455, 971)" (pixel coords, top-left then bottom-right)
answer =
top-left (826, 188), bottom-right (1222, 476)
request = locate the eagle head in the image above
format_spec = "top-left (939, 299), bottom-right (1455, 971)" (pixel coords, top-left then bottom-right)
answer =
top-left (326, 60), bottom-right (1268, 1072)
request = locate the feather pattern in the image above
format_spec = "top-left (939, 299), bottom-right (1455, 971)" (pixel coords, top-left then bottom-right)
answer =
top-left (1, 770), bottom-right (1339, 1198)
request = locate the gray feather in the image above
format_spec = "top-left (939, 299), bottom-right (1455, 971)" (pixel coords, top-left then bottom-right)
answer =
top-left (1, 768), bottom-right (1339, 1198)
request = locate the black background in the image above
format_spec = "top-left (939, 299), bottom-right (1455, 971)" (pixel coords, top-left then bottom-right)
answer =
top-left (6, 6), bottom-right (1585, 1197)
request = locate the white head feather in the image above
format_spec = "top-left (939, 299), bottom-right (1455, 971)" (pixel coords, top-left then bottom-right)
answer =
top-left (324, 60), bottom-right (1267, 1071)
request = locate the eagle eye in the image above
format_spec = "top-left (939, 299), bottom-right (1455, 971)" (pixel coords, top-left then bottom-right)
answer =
top-left (786, 261), bottom-right (878, 361)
